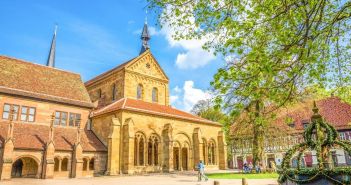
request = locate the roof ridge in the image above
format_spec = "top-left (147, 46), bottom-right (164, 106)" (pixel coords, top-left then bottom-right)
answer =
top-left (0, 55), bottom-right (80, 76)
top-left (92, 98), bottom-right (126, 115)
top-left (85, 50), bottom-right (157, 86)
top-left (84, 56), bottom-right (138, 86)
top-left (122, 98), bottom-right (128, 108)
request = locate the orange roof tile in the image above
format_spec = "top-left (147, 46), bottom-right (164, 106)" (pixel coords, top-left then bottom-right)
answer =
top-left (0, 122), bottom-right (106, 152)
top-left (230, 97), bottom-right (351, 137)
top-left (91, 98), bottom-right (221, 126)
top-left (0, 56), bottom-right (93, 108)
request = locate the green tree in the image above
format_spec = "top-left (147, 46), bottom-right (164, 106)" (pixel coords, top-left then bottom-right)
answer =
top-left (149, 0), bottom-right (351, 167)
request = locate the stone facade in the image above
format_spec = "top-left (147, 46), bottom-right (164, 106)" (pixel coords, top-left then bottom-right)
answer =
top-left (0, 47), bottom-right (227, 180)
top-left (0, 94), bottom-right (108, 180)
top-left (0, 56), bottom-right (107, 180)
top-left (87, 50), bottom-right (227, 174)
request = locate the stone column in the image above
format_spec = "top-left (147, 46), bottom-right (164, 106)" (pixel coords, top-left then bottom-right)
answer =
top-left (42, 142), bottom-right (55, 179)
top-left (71, 126), bottom-right (83, 178)
top-left (218, 131), bottom-right (227, 170)
top-left (122, 118), bottom-right (135, 174)
top-left (72, 143), bottom-right (83, 178)
top-left (1, 108), bottom-right (16, 180)
top-left (162, 124), bottom-right (173, 172)
top-left (0, 139), bottom-right (14, 180)
top-left (193, 128), bottom-right (203, 169)
top-left (105, 118), bottom-right (121, 175)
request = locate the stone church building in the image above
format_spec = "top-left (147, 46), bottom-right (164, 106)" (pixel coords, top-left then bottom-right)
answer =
top-left (0, 23), bottom-right (226, 180)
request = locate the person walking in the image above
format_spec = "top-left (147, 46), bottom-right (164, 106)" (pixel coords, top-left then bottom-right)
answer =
top-left (197, 160), bottom-right (208, 181)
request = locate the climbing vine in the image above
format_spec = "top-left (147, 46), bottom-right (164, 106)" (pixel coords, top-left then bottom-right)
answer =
top-left (278, 102), bottom-right (351, 184)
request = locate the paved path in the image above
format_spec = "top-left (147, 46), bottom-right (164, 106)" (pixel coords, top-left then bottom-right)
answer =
top-left (1, 174), bottom-right (278, 185)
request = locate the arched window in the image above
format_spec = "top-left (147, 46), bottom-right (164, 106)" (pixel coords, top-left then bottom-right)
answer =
top-left (83, 158), bottom-right (88, 171)
top-left (112, 84), bottom-right (117, 101)
top-left (208, 140), bottom-right (216, 165)
top-left (134, 132), bottom-right (145, 166)
top-left (152, 87), bottom-right (158, 102)
top-left (147, 134), bottom-right (159, 166)
top-left (137, 84), bottom-right (143, 100)
top-left (89, 158), bottom-right (94, 171)
top-left (54, 157), bottom-right (60, 171)
top-left (61, 158), bottom-right (68, 171)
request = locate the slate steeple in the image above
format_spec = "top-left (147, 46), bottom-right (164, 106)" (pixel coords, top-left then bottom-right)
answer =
top-left (140, 17), bottom-right (151, 54)
top-left (47, 25), bottom-right (57, 67)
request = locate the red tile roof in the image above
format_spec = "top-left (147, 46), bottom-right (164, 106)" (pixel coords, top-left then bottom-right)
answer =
top-left (0, 56), bottom-right (93, 108)
top-left (230, 97), bottom-right (351, 136)
top-left (275, 97), bottom-right (351, 131)
top-left (91, 98), bottom-right (221, 126)
top-left (0, 122), bottom-right (106, 152)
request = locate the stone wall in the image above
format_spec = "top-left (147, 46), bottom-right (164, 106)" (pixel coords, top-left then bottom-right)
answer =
top-left (0, 94), bottom-right (91, 129)
top-left (91, 109), bottom-right (227, 174)
top-left (86, 70), bottom-right (125, 105)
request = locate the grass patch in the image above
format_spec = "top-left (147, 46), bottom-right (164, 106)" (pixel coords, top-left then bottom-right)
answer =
top-left (206, 173), bottom-right (279, 179)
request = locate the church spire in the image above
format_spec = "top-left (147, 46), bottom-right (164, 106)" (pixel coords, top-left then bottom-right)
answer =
top-left (140, 12), bottom-right (150, 55)
top-left (47, 25), bottom-right (57, 67)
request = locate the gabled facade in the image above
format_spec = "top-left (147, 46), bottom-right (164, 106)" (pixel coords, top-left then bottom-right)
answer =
top-left (88, 49), bottom-right (227, 174)
top-left (85, 50), bottom-right (170, 107)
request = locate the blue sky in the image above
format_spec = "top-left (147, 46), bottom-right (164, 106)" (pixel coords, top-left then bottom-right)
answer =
top-left (0, 0), bottom-right (225, 111)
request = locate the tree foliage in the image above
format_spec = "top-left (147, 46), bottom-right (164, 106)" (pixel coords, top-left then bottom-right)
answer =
top-left (148, 0), bottom-right (351, 166)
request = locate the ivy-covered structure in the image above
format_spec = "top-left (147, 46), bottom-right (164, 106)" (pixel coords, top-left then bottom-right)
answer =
top-left (278, 102), bottom-right (351, 184)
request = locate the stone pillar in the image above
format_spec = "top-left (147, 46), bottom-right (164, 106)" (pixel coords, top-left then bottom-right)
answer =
top-left (42, 142), bottom-right (55, 179)
top-left (71, 143), bottom-right (83, 178)
top-left (72, 126), bottom-right (83, 178)
top-left (218, 131), bottom-right (227, 169)
top-left (193, 128), bottom-right (203, 169)
top-left (42, 113), bottom-right (56, 179)
top-left (122, 118), bottom-right (135, 174)
top-left (1, 109), bottom-right (16, 180)
top-left (162, 124), bottom-right (173, 172)
top-left (105, 118), bottom-right (121, 175)
top-left (0, 139), bottom-right (14, 180)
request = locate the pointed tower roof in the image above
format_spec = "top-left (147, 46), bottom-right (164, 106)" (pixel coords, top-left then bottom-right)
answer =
top-left (140, 22), bottom-right (151, 54)
top-left (47, 25), bottom-right (57, 67)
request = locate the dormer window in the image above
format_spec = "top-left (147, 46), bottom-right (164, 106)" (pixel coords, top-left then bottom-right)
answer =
top-left (137, 84), bottom-right (143, 100)
top-left (152, 87), bottom-right (158, 102)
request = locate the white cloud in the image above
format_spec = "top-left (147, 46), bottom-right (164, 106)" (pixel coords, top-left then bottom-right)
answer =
top-left (173, 86), bottom-right (182, 93)
top-left (160, 21), bottom-right (216, 69)
top-left (183, 81), bottom-right (211, 111)
top-left (170, 81), bottom-right (211, 111)
top-left (148, 26), bottom-right (161, 36)
top-left (170, 95), bottom-right (179, 104)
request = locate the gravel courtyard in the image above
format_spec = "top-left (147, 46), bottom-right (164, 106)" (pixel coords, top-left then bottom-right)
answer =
top-left (1, 174), bottom-right (278, 185)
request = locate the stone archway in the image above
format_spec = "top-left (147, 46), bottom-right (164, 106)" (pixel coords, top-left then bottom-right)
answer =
top-left (173, 133), bottom-right (192, 171)
top-left (181, 145), bottom-right (189, 170)
top-left (173, 142), bottom-right (181, 171)
top-left (11, 157), bottom-right (38, 178)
